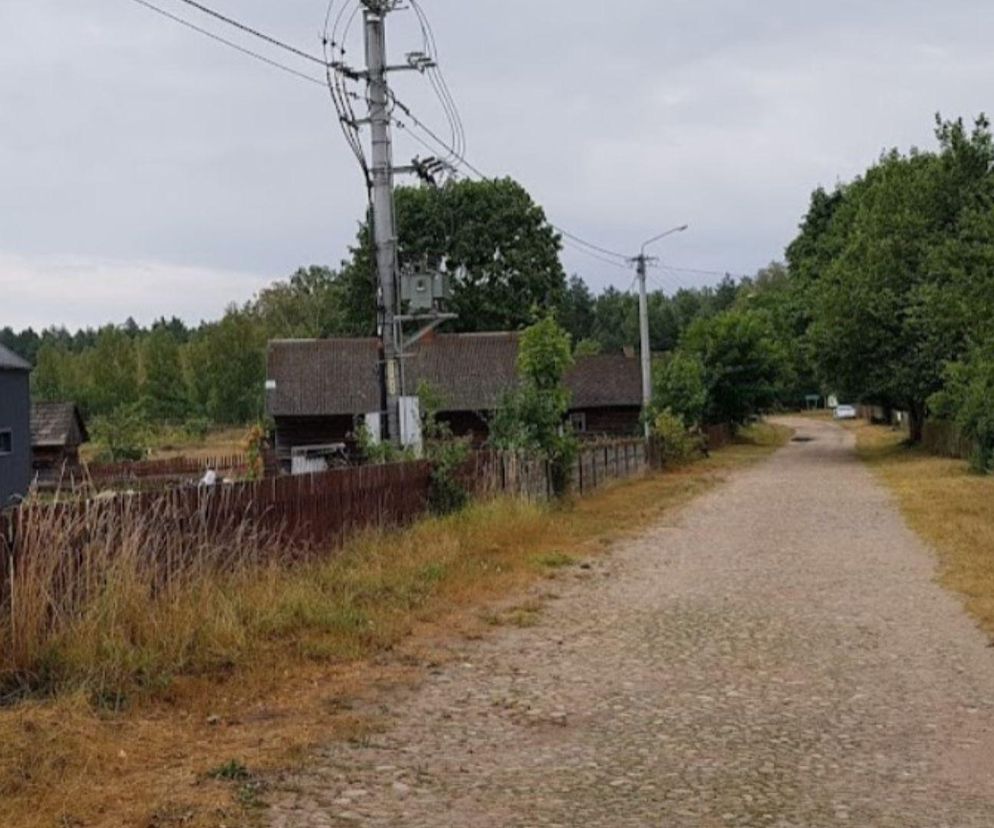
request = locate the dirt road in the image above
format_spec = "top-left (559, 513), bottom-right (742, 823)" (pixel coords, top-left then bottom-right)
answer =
top-left (268, 418), bottom-right (994, 827)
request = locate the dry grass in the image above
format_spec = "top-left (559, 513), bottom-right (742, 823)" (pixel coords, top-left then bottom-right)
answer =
top-left (849, 420), bottom-right (994, 640)
top-left (0, 423), bottom-right (789, 828)
top-left (81, 427), bottom-right (248, 465)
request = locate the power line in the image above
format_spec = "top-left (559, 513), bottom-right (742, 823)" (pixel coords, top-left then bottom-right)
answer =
top-left (126, 0), bottom-right (328, 86)
top-left (561, 240), bottom-right (631, 271)
top-left (388, 92), bottom-right (636, 267)
top-left (659, 263), bottom-right (749, 280)
top-left (556, 229), bottom-right (629, 261)
top-left (138, 0), bottom-right (688, 288)
top-left (170, 0), bottom-right (329, 66)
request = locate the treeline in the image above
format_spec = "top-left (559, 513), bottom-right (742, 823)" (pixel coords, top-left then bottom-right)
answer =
top-left (784, 115), bottom-right (994, 470)
top-left (3, 176), bottom-right (806, 430)
top-left (1, 266), bottom-right (782, 427)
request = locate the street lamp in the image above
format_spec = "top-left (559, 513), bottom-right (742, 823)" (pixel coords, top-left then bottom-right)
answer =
top-left (633, 224), bottom-right (689, 439)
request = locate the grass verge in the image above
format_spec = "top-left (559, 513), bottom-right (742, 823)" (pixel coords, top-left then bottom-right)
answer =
top-left (0, 423), bottom-right (789, 828)
top-left (849, 420), bottom-right (994, 641)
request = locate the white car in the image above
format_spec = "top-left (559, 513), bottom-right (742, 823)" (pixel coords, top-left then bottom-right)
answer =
top-left (834, 404), bottom-right (858, 420)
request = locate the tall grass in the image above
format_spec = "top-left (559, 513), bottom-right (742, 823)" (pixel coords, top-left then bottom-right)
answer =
top-left (0, 489), bottom-right (552, 704)
top-left (1, 496), bottom-right (282, 701)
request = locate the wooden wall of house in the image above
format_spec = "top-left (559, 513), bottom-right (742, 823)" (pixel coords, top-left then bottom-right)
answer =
top-left (437, 411), bottom-right (491, 446)
top-left (574, 406), bottom-right (641, 438)
top-left (32, 445), bottom-right (81, 475)
top-left (273, 416), bottom-right (357, 461)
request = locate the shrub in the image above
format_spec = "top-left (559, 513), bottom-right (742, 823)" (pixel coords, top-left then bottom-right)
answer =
top-left (931, 344), bottom-right (994, 474)
top-left (89, 403), bottom-right (150, 463)
top-left (427, 438), bottom-right (471, 516)
top-left (653, 409), bottom-right (698, 465)
top-left (183, 416), bottom-right (211, 441)
top-left (491, 315), bottom-right (578, 497)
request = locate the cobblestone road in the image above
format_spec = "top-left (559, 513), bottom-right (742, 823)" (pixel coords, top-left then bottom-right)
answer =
top-left (269, 418), bottom-right (994, 827)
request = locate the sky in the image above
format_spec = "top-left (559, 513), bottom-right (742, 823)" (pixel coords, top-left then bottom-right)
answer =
top-left (3, 0), bottom-right (994, 331)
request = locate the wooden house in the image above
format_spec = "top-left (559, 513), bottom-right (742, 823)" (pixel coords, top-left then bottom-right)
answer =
top-left (31, 402), bottom-right (89, 485)
top-left (266, 332), bottom-right (642, 472)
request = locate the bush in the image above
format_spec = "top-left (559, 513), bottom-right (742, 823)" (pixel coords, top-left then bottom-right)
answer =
top-left (490, 315), bottom-right (578, 497)
top-left (427, 439), bottom-right (471, 516)
top-left (931, 344), bottom-right (994, 474)
top-left (183, 416), bottom-right (211, 441)
top-left (652, 409), bottom-right (698, 465)
top-left (652, 351), bottom-right (707, 427)
top-left (89, 403), bottom-right (150, 463)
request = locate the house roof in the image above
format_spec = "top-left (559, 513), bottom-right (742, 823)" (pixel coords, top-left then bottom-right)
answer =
top-left (0, 343), bottom-right (31, 372)
top-left (565, 354), bottom-right (643, 409)
top-left (31, 402), bottom-right (89, 448)
top-left (267, 333), bottom-right (642, 418)
top-left (407, 332), bottom-right (521, 412)
top-left (267, 338), bottom-right (382, 417)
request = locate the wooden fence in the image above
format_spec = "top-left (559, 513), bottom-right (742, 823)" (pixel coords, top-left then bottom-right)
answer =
top-left (85, 454), bottom-right (250, 485)
top-left (0, 438), bottom-right (665, 614)
top-left (922, 420), bottom-right (975, 460)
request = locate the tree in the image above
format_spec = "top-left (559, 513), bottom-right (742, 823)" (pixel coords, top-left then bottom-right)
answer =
top-left (186, 308), bottom-right (266, 424)
top-left (737, 262), bottom-right (817, 407)
top-left (252, 266), bottom-right (350, 339)
top-left (140, 327), bottom-right (190, 422)
top-left (491, 316), bottom-right (577, 495)
top-left (89, 403), bottom-right (151, 462)
top-left (802, 116), bottom-right (994, 441)
top-left (341, 178), bottom-right (567, 333)
top-left (558, 276), bottom-right (597, 345)
top-left (87, 326), bottom-right (140, 416)
top-left (652, 351), bottom-right (708, 427)
top-left (931, 343), bottom-right (994, 473)
top-left (681, 309), bottom-right (785, 427)
top-left (591, 287), bottom-right (638, 353)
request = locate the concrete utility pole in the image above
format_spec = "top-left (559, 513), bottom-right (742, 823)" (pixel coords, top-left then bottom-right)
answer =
top-left (632, 225), bottom-right (689, 439)
top-left (635, 253), bottom-right (653, 439)
top-left (363, 1), bottom-right (401, 445)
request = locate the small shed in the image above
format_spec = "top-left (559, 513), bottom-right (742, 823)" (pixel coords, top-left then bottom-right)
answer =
top-left (0, 343), bottom-right (31, 506)
top-left (31, 402), bottom-right (89, 484)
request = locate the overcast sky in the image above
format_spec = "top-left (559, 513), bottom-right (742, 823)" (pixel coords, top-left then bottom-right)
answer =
top-left (2, 0), bottom-right (993, 331)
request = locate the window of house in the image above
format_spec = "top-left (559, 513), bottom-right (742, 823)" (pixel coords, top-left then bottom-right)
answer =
top-left (0, 430), bottom-right (12, 455)
top-left (569, 412), bottom-right (587, 433)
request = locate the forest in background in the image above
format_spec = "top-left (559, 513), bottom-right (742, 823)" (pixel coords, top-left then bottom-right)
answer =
top-left (1, 177), bottom-right (800, 432)
top-left (7, 114), bottom-right (994, 471)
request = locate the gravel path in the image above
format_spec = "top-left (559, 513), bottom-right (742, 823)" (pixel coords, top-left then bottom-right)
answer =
top-left (269, 418), bottom-right (994, 827)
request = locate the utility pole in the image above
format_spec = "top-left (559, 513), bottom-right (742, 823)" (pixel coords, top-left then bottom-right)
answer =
top-left (331, 1), bottom-right (457, 448)
top-left (631, 225), bottom-right (689, 439)
top-left (363, 1), bottom-right (401, 445)
top-left (635, 253), bottom-right (652, 440)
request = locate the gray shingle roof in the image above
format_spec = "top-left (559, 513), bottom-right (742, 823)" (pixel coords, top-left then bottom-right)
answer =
top-left (0, 343), bottom-right (31, 372)
top-left (31, 402), bottom-right (89, 448)
top-left (565, 354), bottom-right (643, 408)
top-left (267, 333), bottom-right (642, 418)
top-left (267, 338), bottom-right (382, 417)
top-left (407, 332), bottom-right (521, 412)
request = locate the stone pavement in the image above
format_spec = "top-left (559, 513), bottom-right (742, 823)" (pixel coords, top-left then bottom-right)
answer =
top-left (268, 418), bottom-right (994, 827)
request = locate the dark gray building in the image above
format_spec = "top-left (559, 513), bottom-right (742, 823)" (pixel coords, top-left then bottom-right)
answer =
top-left (0, 343), bottom-right (31, 506)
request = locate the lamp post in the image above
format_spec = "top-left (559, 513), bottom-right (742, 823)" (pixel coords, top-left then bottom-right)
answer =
top-left (633, 225), bottom-right (689, 438)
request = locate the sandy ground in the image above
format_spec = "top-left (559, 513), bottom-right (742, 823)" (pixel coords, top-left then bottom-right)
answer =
top-left (268, 417), bottom-right (994, 827)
